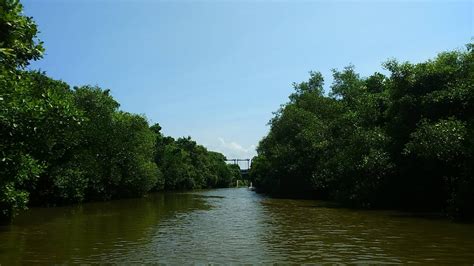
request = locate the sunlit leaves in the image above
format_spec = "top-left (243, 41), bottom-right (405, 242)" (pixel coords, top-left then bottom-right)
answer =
top-left (252, 43), bottom-right (474, 219)
top-left (0, 0), bottom-right (44, 69)
top-left (404, 118), bottom-right (467, 162)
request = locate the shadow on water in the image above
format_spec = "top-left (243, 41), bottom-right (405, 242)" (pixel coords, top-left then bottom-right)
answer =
top-left (296, 200), bottom-right (455, 222)
top-left (258, 196), bottom-right (474, 264)
top-left (0, 192), bottom-right (210, 264)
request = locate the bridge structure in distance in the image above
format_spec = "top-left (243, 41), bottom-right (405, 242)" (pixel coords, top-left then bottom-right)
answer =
top-left (225, 158), bottom-right (251, 175)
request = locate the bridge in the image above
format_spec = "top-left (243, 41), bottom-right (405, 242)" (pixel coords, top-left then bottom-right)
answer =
top-left (225, 158), bottom-right (251, 175)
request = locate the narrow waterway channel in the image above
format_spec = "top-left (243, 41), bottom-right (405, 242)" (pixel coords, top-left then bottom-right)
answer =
top-left (0, 188), bottom-right (473, 264)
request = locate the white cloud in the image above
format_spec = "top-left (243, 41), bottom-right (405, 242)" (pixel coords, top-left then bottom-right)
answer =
top-left (210, 137), bottom-right (256, 161)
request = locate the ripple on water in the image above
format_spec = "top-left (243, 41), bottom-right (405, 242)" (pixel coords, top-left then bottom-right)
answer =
top-left (0, 188), bottom-right (474, 264)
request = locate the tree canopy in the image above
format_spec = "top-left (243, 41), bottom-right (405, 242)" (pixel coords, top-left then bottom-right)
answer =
top-left (0, 1), bottom-right (239, 223)
top-left (251, 44), bottom-right (474, 220)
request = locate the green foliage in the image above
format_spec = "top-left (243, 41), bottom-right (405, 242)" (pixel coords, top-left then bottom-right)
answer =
top-left (0, 154), bottom-right (42, 222)
top-left (152, 131), bottom-right (237, 191)
top-left (252, 43), bottom-right (474, 220)
top-left (404, 118), bottom-right (466, 162)
top-left (0, 0), bottom-right (234, 222)
top-left (228, 164), bottom-right (242, 182)
top-left (1, 69), bottom-right (232, 223)
top-left (1, 69), bottom-right (84, 219)
top-left (1, 0), bottom-right (45, 222)
top-left (105, 111), bottom-right (159, 198)
top-left (1, 69), bottom-right (162, 218)
top-left (0, 0), bottom-right (44, 69)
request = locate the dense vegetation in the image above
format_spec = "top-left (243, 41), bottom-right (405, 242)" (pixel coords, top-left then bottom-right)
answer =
top-left (251, 44), bottom-right (474, 220)
top-left (0, 0), bottom-right (238, 223)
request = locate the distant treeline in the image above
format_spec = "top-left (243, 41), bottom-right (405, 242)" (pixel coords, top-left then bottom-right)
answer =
top-left (250, 44), bottom-right (474, 220)
top-left (0, 1), bottom-right (240, 222)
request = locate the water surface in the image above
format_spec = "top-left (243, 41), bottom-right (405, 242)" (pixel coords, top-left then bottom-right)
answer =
top-left (1, 188), bottom-right (473, 264)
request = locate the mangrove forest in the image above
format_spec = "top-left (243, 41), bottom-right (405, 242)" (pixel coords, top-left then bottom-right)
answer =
top-left (250, 43), bottom-right (474, 220)
top-left (0, 0), bottom-right (241, 223)
top-left (1, 0), bottom-right (474, 263)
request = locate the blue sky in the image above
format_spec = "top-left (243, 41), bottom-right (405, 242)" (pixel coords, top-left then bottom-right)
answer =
top-left (23, 0), bottom-right (472, 161)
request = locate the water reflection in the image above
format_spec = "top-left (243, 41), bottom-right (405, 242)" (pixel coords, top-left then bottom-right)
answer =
top-left (0, 188), bottom-right (473, 264)
top-left (259, 198), bottom-right (474, 264)
top-left (0, 193), bottom-right (209, 264)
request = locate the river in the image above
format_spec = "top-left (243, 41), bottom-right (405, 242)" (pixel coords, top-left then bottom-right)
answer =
top-left (0, 188), bottom-right (473, 264)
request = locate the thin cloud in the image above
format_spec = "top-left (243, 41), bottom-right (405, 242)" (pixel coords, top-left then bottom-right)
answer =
top-left (213, 137), bottom-right (256, 160)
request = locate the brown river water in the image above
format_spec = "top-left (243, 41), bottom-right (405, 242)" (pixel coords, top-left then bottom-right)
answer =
top-left (0, 188), bottom-right (473, 264)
